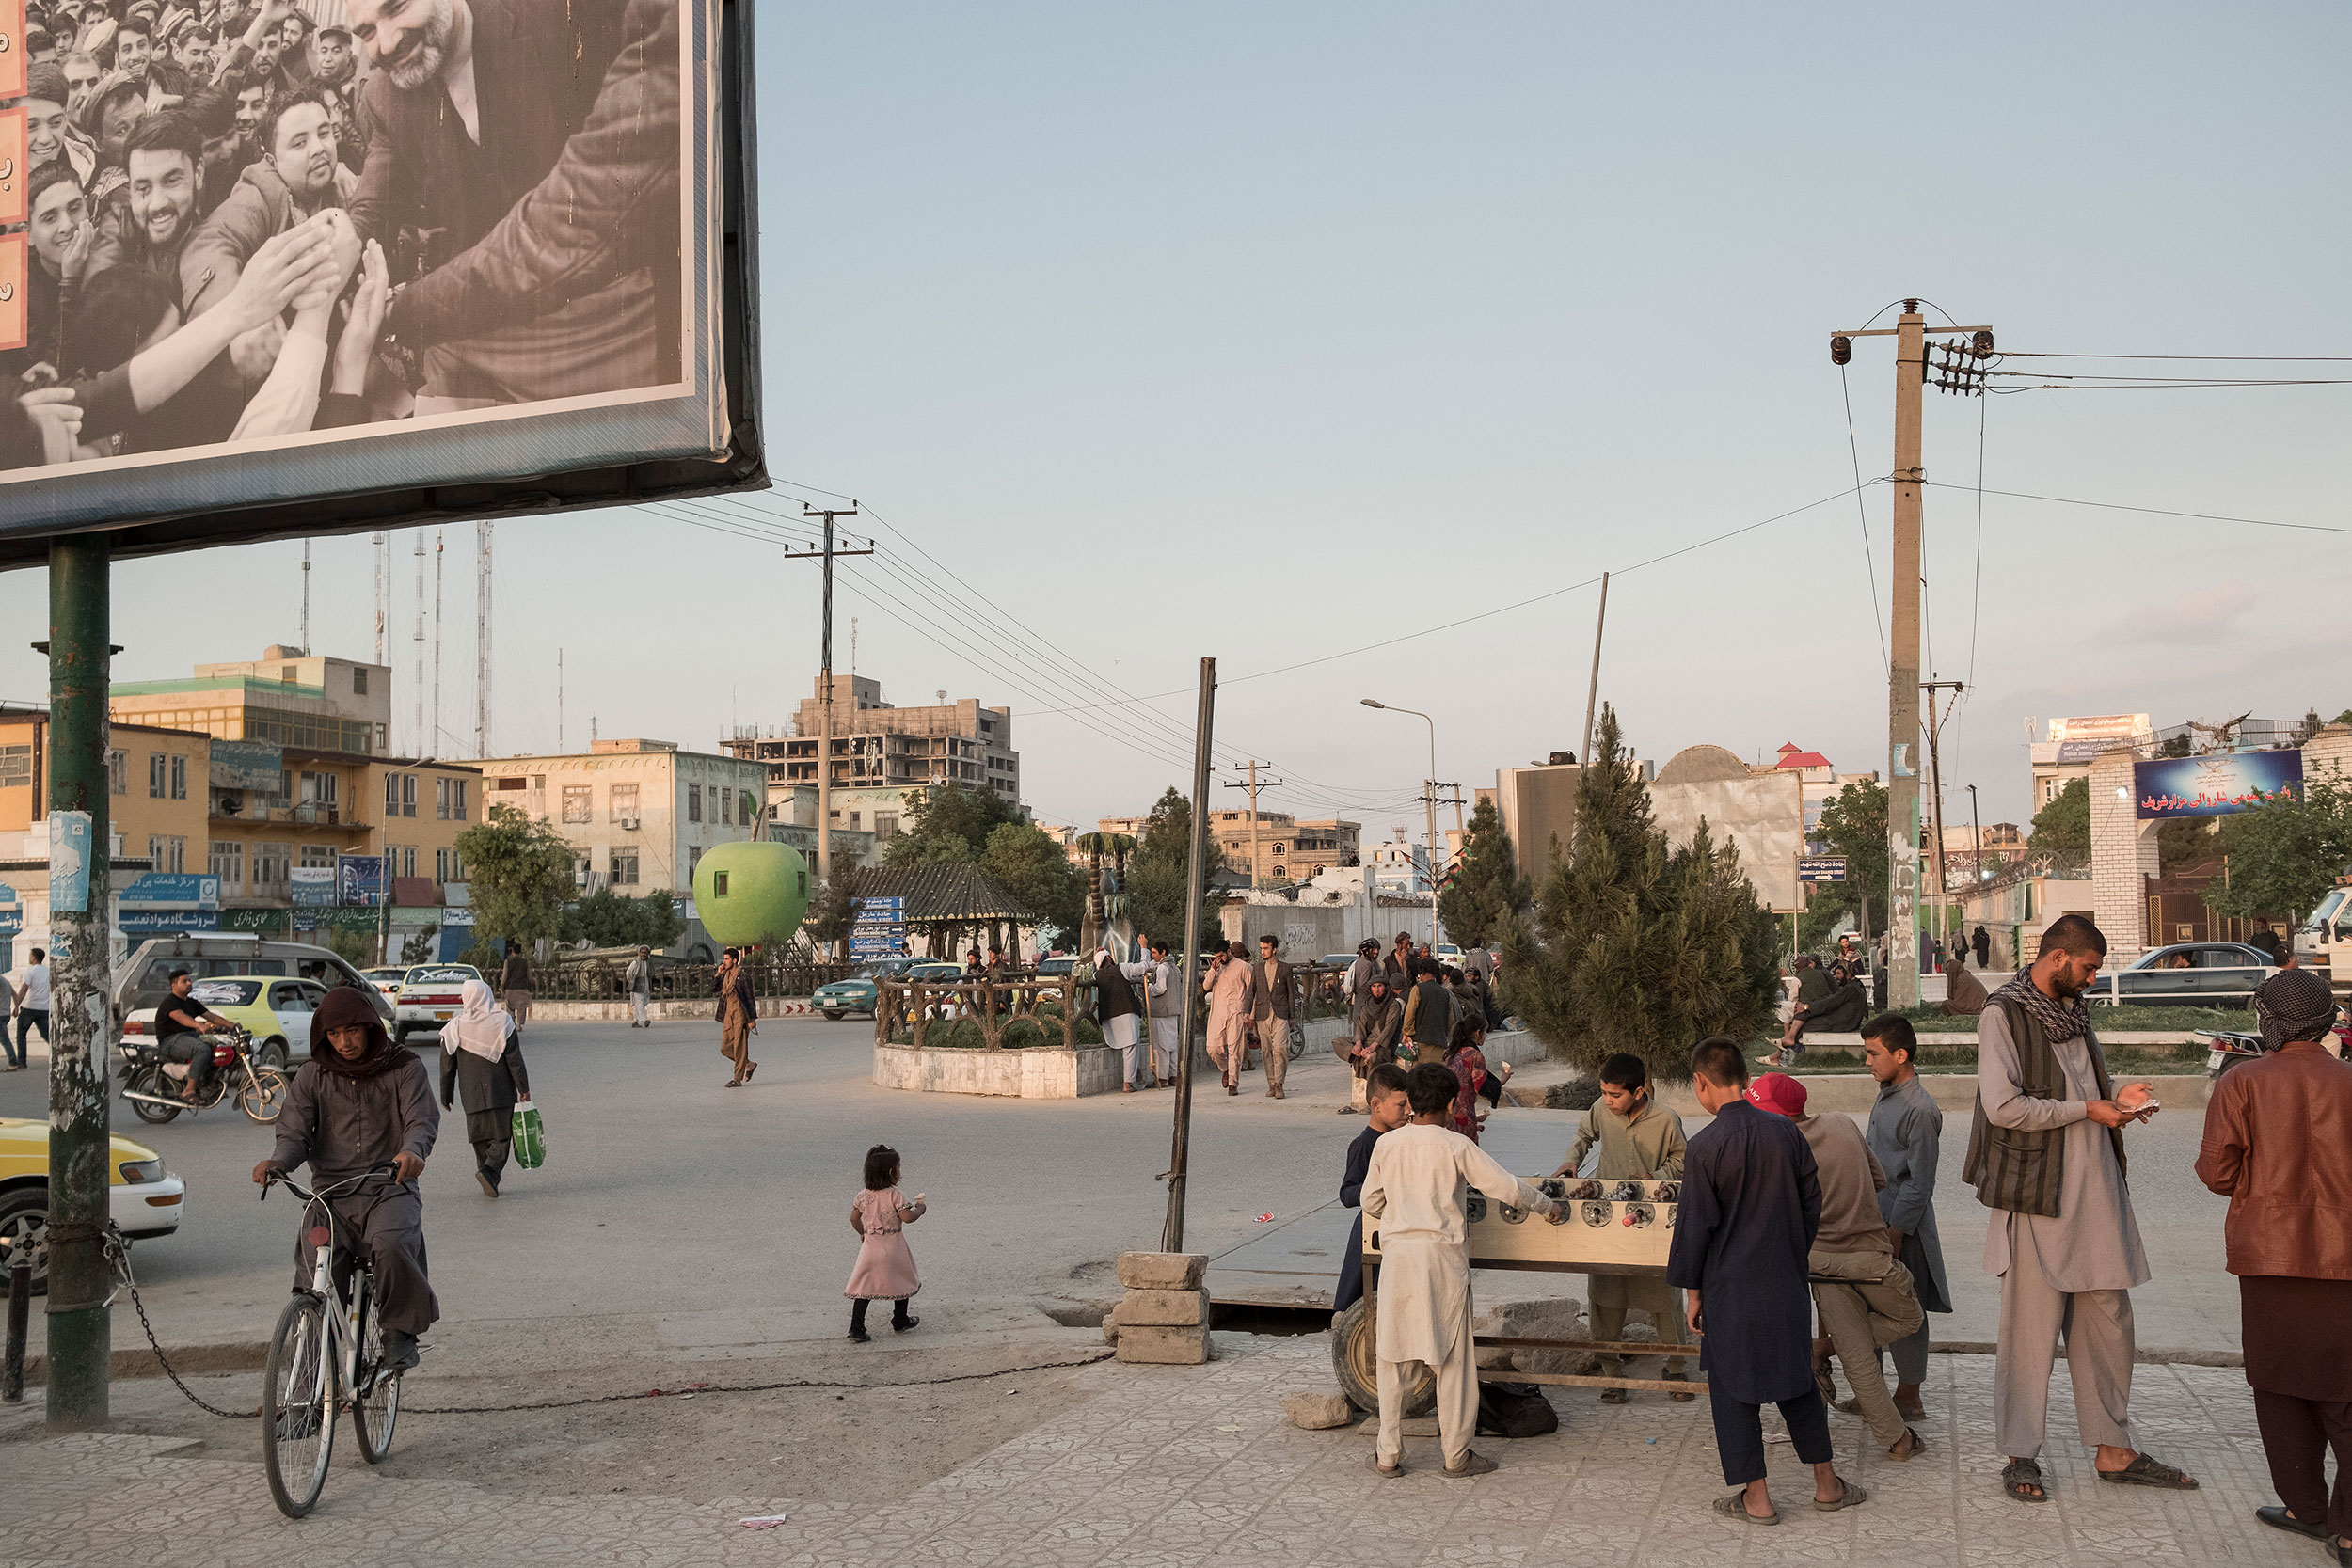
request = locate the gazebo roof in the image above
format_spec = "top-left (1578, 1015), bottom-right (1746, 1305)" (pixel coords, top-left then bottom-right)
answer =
top-left (850, 863), bottom-right (1037, 925)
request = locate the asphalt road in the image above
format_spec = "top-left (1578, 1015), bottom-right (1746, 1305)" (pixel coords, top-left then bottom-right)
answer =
top-left (2, 1017), bottom-right (2242, 1369)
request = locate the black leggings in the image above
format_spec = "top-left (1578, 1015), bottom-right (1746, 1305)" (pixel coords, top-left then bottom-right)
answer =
top-left (850, 1298), bottom-right (911, 1332)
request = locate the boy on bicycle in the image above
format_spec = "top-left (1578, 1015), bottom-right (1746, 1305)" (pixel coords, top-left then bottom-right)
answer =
top-left (253, 985), bottom-right (441, 1370)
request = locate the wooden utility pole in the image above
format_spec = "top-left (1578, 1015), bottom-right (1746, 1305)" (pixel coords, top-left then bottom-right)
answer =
top-left (1225, 761), bottom-right (1279, 889)
top-left (787, 509), bottom-right (872, 895)
top-left (1580, 572), bottom-right (1610, 769)
top-left (1163, 658), bottom-right (1217, 1253)
top-left (1829, 302), bottom-right (1993, 1009)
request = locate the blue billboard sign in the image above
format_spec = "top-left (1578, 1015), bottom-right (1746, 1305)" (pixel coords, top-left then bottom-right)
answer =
top-left (120, 873), bottom-right (222, 910)
top-left (1798, 856), bottom-right (1848, 884)
top-left (340, 856), bottom-right (387, 907)
top-left (2135, 750), bottom-right (2305, 820)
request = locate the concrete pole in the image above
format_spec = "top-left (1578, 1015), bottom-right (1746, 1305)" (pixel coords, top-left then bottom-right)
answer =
top-left (1580, 572), bottom-right (1610, 770)
top-left (44, 535), bottom-right (113, 1431)
top-left (818, 510), bottom-right (834, 892)
top-left (1162, 657), bottom-right (1216, 1254)
top-left (1886, 304), bottom-right (1926, 1010)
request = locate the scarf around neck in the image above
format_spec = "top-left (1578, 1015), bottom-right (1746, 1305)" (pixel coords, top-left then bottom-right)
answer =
top-left (1990, 968), bottom-right (2089, 1045)
top-left (311, 984), bottom-right (405, 1077)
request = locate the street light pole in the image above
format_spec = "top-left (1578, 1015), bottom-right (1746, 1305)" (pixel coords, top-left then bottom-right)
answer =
top-left (1362, 700), bottom-right (1442, 948)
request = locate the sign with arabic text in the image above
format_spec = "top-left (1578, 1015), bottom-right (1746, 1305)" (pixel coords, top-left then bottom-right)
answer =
top-left (2134, 750), bottom-right (2304, 820)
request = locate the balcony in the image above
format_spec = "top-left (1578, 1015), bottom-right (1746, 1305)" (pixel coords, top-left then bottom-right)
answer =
top-left (209, 801), bottom-right (370, 830)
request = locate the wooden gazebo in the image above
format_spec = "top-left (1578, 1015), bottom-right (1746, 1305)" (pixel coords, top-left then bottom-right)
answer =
top-left (848, 863), bottom-right (1038, 959)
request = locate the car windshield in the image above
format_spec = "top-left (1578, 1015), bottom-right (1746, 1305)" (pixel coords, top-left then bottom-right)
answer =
top-left (2306, 890), bottom-right (2348, 931)
top-left (188, 979), bottom-right (261, 1006)
top-left (851, 964), bottom-right (896, 980)
top-left (1036, 958), bottom-right (1073, 974)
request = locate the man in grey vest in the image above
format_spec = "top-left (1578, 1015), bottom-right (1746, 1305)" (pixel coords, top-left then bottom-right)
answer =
top-left (1964, 915), bottom-right (2194, 1503)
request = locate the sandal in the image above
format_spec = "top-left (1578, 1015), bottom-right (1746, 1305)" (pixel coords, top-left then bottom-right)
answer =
top-left (1813, 1476), bottom-right (1868, 1512)
top-left (1711, 1492), bottom-right (1780, 1526)
top-left (1372, 1456), bottom-right (1405, 1480)
top-left (1887, 1428), bottom-right (1927, 1463)
top-left (2096, 1452), bottom-right (2199, 1489)
top-left (2001, 1457), bottom-right (2048, 1503)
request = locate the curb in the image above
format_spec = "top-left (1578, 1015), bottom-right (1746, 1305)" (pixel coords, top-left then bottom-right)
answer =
top-left (21, 1340), bottom-right (271, 1386)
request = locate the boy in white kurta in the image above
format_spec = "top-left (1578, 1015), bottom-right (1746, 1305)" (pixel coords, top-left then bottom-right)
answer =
top-left (1362, 1062), bottom-right (1565, 1477)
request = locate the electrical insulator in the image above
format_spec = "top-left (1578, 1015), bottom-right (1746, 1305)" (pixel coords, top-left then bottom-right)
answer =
top-left (1972, 329), bottom-right (1994, 357)
top-left (1830, 335), bottom-right (1851, 366)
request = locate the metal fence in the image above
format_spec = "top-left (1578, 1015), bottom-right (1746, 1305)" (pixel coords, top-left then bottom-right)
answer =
top-left (533, 956), bottom-right (858, 1003)
top-left (875, 960), bottom-right (1352, 1050)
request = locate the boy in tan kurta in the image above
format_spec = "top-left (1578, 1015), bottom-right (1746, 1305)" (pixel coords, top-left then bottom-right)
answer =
top-left (1363, 1062), bottom-right (1563, 1478)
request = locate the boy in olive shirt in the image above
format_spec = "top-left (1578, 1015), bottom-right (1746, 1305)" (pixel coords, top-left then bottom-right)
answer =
top-left (1553, 1052), bottom-right (1692, 1401)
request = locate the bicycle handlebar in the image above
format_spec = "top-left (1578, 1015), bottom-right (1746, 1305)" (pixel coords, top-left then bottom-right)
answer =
top-left (262, 1161), bottom-right (402, 1205)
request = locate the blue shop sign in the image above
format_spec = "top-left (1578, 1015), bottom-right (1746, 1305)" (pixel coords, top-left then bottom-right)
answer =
top-left (2135, 750), bottom-right (2304, 820)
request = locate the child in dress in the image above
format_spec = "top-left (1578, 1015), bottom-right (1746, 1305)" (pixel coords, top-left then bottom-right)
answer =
top-left (847, 1144), bottom-right (926, 1342)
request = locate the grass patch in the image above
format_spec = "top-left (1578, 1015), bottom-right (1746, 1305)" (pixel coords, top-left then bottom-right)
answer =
top-left (1866, 1003), bottom-right (2252, 1035)
top-left (1772, 1040), bottom-right (2213, 1077)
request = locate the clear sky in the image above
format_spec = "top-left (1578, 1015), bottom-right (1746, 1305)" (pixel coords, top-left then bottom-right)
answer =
top-left (4, 1), bottom-right (2347, 843)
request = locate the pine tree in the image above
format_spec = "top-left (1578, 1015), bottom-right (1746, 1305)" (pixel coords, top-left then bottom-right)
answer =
top-left (1497, 705), bottom-right (1776, 1081)
top-left (1437, 795), bottom-right (1529, 948)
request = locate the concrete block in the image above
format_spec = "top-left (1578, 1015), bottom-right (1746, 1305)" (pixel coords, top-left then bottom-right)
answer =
top-left (1114, 1323), bottom-right (1211, 1365)
top-left (1284, 1391), bottom-right (1358, 1430)
top-left (1113, 1288), bottom-right (1209, 1327)
top-left (1117, 1251), bottom-right (1207, 1291)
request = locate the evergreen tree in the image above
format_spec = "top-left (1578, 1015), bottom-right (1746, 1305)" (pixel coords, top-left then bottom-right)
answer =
top-left (1497, 705), bottom-right (1776, 1081)
top-left (806, 873), bottom-right (863, 949)
top-left (2028, 777), bottom-right (2090, 871)
top-left (1127, 787), bottom-right (1225, 949)
top-left (1438, 795), bottom-right (1529, 948)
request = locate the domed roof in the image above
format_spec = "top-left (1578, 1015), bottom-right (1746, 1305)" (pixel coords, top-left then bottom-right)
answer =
top-left (1654, 745), bottom-right (1753, 786)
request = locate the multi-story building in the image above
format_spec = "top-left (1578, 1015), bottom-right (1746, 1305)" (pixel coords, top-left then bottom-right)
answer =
top-left (203, 750), bottom-right (481, 909)
top-left (1099, 809), bottom-right (1361, 888)
top-left (723, 677), bottom-right (1022, 813)
top-left (110, 645), bottom-right (393, 756)
top-left (469, 739), bottom-right (767, 895)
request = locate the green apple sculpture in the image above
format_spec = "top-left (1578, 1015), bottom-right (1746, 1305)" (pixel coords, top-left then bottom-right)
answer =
top-left (693, 839), bottom-right (812, 949)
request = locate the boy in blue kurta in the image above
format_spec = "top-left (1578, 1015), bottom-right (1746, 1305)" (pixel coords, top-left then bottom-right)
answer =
top-left (1668, 1039), bottom-right (1867, 1524)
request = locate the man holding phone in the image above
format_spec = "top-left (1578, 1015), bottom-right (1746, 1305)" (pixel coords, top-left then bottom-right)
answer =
top-left (1965, 915), bottom-right (2192, 1503)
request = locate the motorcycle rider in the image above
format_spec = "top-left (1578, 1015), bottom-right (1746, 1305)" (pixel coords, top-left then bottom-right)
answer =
top-left (154, 968), bottom-right (233, 1103)
top-left (252, 984), bottom-right (440, 1370)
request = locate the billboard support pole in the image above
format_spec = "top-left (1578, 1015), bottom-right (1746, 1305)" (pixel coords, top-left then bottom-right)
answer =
top-left (44, 534), bottom-right (113, 1431)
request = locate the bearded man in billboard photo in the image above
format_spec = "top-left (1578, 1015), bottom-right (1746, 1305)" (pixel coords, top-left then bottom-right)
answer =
top-left (346, 0), bottom-right (683, 412)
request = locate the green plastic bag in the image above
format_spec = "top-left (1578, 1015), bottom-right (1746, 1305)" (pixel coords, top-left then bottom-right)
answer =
top-left (511, 1102), bottom-right (546, 1170)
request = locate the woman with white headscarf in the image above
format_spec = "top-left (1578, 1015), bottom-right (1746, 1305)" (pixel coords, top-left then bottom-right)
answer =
top-left (438, 977), bottom-right (532, 1196)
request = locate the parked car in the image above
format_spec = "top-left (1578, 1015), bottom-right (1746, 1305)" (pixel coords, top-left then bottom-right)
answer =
top-left (2296, 885), bottom-right (2352, 972)
top-left (392, 963), bottom-right (484, 1043)
top-left (0, 1117), bottom-right (183, 1292)
top-left (113, 934), bottom-right (391, 1034)
top-left (359, 966), bottom-right (408, 1000)
top-left (2101, 942), bottom-right (2276, 1006)
top-left (119, 974), bottom-right (331, 1069)
top-left (813, 958), bottom-right (921, 1021)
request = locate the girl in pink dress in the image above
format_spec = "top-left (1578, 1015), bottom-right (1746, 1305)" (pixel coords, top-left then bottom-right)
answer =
top-left (846, 1144), bottom-right (927, 1341)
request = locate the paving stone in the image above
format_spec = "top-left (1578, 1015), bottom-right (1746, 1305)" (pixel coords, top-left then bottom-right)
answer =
top-left (1282, 1391), bottom-right (1358, 1430)
top-left (1116, 1251), bottom-right (1208, 1290)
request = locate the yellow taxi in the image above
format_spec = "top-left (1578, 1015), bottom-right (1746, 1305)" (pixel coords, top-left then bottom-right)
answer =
top-left (120, 974), bottom-right (332, 1069)
top-left (0, 1117), bottom-right (185, 1292)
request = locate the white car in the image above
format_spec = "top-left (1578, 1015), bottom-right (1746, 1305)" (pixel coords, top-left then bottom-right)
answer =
top-left (393, 963), bottom-right (483, 1044)
top-left (360, 966), bottom-right (408, 1000)
top-left (0, 1117), bottom-right (184, 1291)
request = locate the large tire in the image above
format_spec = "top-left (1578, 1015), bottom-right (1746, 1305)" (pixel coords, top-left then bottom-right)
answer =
top-left (0, 1187), bottom-right (49, 1295)
top-left (822, 1010), bottom-right (845, 1022)
top-left (259, 1039), bottom-right (289, 1072)
top-left (1330, 1294), bottom-right (1433, 1417)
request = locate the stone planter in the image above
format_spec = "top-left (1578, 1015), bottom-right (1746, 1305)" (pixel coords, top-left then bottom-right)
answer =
top-left (872, 1042), bottom-right (1126, 1099)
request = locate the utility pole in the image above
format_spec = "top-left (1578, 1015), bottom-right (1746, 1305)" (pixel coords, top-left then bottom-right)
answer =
top-left (1922, 679), bottom-right (1963, 959)
top-left (1225, 761), bottom-right (1280, 889)
top-left (1161, 657), bottom-right (1216, 1253)
top-left (411, 533), bottom-right (426, 759)
top-left (1967, 781), bottom-right (1988, 926)
top-left (475, 521), bottom-right (494, 759)
top-left (791, 508), bottom-right (874, 895)
top-left (1830, 302), bottom-right (1993, 1008)
top-left (1580, 571), bottom-right (1610, 769)
top-left (41, 536), bottom-right (115, 1429)
top-left (556, 649), bottom-right (564, 753)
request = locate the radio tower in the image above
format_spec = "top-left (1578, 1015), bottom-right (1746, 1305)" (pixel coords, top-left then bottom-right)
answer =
top-left (474, 521), bottom-right (494, 758)
top-left (372, 534), bottom-right (388, 663)
top-left (431, 531), bottom-right (445, 759)
top-left (411, 533), bottom-right (427, 757)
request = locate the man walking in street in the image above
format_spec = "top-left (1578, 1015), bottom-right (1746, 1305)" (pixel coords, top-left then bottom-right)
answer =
top-left (1248, 934), bottom-right (1295, 1099)
top-left (1203, 942), bottom-right (1250, 1097)
top-left (1862, 1013), bottom-right (1948, 1423)
top-left (1095, 946), bottom-right (1149, 1094)
top-left (2196, 967), bottom-right (2352, 1560)
top-left (1383, 930), bottom-right (1414, 992)
top-left (500, 939), bottom-right (533, 1033)
top-left (10, 949), bottom-right (51, 1070)
top-left (625, 945), bottom-right (652, 1028)
top-left (1965, 914), bottom-right (2193, 1503)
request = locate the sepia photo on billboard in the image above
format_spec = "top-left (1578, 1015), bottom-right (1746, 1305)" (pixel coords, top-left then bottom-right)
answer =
top-left (0, 0), bottom-right (755, 546)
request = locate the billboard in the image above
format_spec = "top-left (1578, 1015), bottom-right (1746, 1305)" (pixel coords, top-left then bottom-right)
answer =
top-left (0, 0), bottom-right (765, 566)
top-left (338, 853), bottom-right (385, 907)
top-left (290, 866), bottom-right (338, 907)
top-left (2049, 715), bottom-right (2152, 742)
top-left (211, 739), bottom-right (287, 793)
top-left (2134, 750), bottom-right (2304, 819)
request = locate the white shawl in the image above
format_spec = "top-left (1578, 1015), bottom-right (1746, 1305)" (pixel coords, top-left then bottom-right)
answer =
top-left (444, 976), bottom-right (513, 1063)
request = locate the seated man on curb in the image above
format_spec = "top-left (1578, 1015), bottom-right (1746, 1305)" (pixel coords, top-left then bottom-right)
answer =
top-left (1747, 1070), bottom-right (1928, 1462)
top-left (1671, 1038), bottom-right (1867, 1524)
top-left (1362, 1062), bottom-right (1564, 1480)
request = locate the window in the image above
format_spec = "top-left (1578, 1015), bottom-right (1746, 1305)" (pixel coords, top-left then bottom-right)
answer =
top-left (875, 812), bottom-right (898, 841)
top-left (397, 846), bottom-right (417, 878)
top-left (437, 777), bottom-right (452, 820)
top-left (610, 784), bottom-right (638, 822)
top-left (385, 772), bottom-right (417, 818)
top-left (0, 744), bottom-right (30, 790)
top-left (713, 870), bottom-right (729, 896)
top-left (686, 784), bottom-right (702, 823)
top-left (495, 776), bottom-right (528, 791)
top-left (254, 842), bottom-right (293, 895)
top-left (688, 847), bottom-right (702, 879)
top-left (150, 752), bottom-right (167, 798)
top-left (611, 848), bottom-right (639, 886)
top-left (299, 771), bottom-right (337, 808)
top-left (147, 835), bottom-right (185, 873)
top-left (210, 840), bottom-right (243, 890)
top-left (436, 847), bottom-right (453, 881)
top-left (107, 749), bottom-right (125, 795)
top-left (279, 665), bottom-right (295, 683)
top-left (451, 778), bottom-right (467, 821)
top-left (299, 845), bottom-right (335, 868)
top-left (353, 668), bottom-right (368, 694)
top-left (562, 785), bottom-right (593, 824)
top-left (720, 786), bottom-right (732, 826)
top-left (170, 753), bottom-right (187, 800)
top-left (402, 775), bottom-right (416, 817)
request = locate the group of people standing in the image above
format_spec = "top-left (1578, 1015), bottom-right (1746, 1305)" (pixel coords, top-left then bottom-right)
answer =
top-left (1338, 932), bottom-right (1508, 1136)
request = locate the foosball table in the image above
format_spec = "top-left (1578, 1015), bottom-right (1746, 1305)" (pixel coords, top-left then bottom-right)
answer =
top-left (1332, 1175), bottom-right (1704, 1413)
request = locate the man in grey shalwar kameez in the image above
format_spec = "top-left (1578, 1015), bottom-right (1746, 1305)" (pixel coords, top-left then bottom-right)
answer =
top-left (1963, 915), bottom-right (2197, 1502)
top-left (1863, 1012), bottom-right (1947, 1420)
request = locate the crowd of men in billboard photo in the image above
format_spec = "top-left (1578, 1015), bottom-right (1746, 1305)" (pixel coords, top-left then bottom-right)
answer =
top-left (3, 0), bottom-right (684, 476)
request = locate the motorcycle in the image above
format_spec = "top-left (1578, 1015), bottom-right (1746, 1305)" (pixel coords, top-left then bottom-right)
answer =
top-left (119, 1024), bottom-right (289, 1125)
top-left (2201, 1006), bottom-right (2352, 1080)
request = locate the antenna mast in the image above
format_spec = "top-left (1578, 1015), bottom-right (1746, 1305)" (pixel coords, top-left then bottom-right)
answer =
top-left (475, 520), bottom-right (493, 758)
top-left (300, 542), bottom-right (311, 655)
top-left (431, 531), bottom-right (445, 758)
top-left (411, 533), bottom-right (426, 757)
top-left (372, 533), bottom-right (387, 664)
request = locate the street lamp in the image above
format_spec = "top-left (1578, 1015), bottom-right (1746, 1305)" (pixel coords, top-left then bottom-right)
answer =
top-left (1361, 699), bottom-right (1442, 945)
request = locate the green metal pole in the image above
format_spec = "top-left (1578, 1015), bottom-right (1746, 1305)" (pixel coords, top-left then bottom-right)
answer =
top-left (45, 534), bottom-right (112, 1431)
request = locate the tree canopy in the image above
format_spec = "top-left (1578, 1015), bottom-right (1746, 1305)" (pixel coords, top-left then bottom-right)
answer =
top-left (454, 804), bottom-right (578, 953)
top-left (557, 887), bottom-right (684, 950)
top-left (2028, 777), bottom-right (2090, 871)
top-left (1437, 794), bottom-right (1527, 948)
top-left (885, 782), bottom-right (1020, 865)
top-left (2202, 768), bottom-right (2352, 921)
top-left (1127, 787), bottom-right (1224, 951)
top-left (981, 820), bottom-right (1086, 942)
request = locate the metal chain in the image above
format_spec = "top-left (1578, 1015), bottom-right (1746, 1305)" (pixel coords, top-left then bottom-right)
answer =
top-left (103, 1227), bottom-right (259, 1420)
top-left (100, 1233), bottom-right (1113, 1424)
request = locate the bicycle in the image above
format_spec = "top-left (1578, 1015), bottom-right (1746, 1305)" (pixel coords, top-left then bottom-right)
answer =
top-left (258, 1163), bottom-right (405, 1518)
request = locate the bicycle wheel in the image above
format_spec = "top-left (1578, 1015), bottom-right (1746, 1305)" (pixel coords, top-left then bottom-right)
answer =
top-left (262, 1292), bottom-right (338, 1519)
top-left (351, 1275), bottom-right (400, 1463)
top-left (240, 1067), bottom-right (290, 1124)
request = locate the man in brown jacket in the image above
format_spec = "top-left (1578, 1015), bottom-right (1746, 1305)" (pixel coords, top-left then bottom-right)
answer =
top-left (1248, 934), bottom-right (1295, 1100)
top-left (2197, 967), bottom-right (2352, 1560)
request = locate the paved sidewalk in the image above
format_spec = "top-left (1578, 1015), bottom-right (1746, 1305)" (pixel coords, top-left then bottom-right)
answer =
top-left (0, 1335), bottom-right (2322, 1567)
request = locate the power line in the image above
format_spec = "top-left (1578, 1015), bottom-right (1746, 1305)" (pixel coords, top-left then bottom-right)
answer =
top-left (1838, 364), bottom-right (1889, 673)
top-left (1966, 394), bottom-right (1985, 692)
top-left (1916, 482), bottom-right (2352, 537)
top-left (2000, 352), bottom-right (2352, 362)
